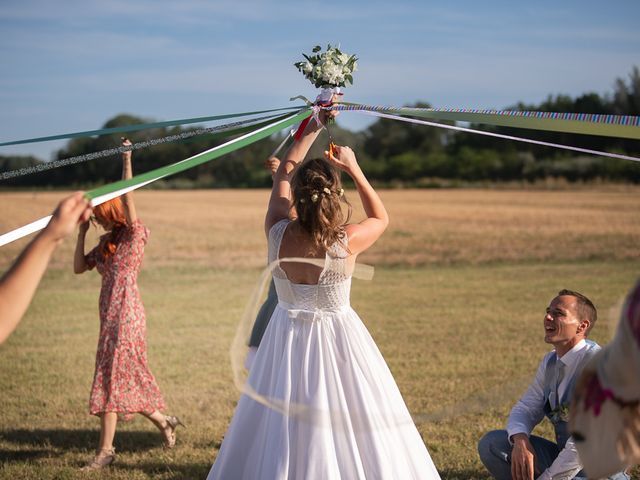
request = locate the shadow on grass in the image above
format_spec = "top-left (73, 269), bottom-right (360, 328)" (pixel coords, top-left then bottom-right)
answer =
top-left (438, 468), bottom-right (491, 480)
top-left (0, 448), bottom-right (51, 462)
top-left (111, 460), bottom-right (211, 479)
top-left (0, 428), bottom-right (162, 454)
top-left (1, 431), bottom-right (490, 479)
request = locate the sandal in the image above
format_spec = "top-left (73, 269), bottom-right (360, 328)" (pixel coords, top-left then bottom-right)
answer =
top-left (162, 415), bottom-right (185, 448)
top-left (81, 447), bottom-right (116, 471)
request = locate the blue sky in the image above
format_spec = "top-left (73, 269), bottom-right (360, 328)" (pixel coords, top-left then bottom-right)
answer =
top-left (1, 0), bottom-right (638, 161)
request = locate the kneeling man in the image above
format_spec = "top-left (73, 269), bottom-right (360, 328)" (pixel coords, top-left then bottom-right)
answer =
top-left (478, 289), bottom-right (629, 480)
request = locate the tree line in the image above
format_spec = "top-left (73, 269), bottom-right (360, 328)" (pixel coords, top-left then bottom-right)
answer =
top-left (2, 67), bottom-right (639, 188)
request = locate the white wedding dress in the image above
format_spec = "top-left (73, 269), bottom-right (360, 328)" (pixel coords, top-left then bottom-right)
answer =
top-left (208, 219), bottom-right (441, 479)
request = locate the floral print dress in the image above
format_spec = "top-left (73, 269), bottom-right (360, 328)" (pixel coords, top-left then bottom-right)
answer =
top-left (85, 220), bottom-right (165, 419)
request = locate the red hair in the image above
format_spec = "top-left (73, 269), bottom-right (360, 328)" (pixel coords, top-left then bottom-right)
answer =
top-left (93, 197), bottom-right (128, 258)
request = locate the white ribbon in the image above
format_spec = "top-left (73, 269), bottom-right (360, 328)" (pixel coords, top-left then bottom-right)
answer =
top-left (284, 303), bottom-right (350, 322)
top-left (357, 110), bottom-right (640, 163)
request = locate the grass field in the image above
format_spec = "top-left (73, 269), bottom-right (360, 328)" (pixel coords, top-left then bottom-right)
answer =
top-left (1, 188), bottom-right (639, 479)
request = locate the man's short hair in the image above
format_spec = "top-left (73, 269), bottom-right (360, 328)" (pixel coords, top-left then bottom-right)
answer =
top-left (557, 289), bottom-right (597, 335)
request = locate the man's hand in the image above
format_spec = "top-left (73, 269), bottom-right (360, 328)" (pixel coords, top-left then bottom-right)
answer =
top-left (511, 433), bottom-right (540, 480)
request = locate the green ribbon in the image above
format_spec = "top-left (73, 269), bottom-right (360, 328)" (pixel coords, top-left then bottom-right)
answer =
top-left (0, 106), bottom-right (305, 147)
top-left (87, 108), bottom-right (312, 200)
top-left (339, 103), bottom-right (640, 140)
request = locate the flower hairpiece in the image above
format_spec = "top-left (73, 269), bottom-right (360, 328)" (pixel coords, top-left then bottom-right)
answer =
top-left (300, 187), bottom-right (344, 204)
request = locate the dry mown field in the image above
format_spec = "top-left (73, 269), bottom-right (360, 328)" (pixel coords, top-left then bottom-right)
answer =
top-left (1, 187), bottom-right (639, 268)
top-left (0, 188), bottom-right (639, 479)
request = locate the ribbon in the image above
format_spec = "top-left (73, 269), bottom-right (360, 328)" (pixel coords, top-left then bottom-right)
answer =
top-left (292, 87), bottom-right (344, 140)
top-left (87, 108), bottom-right (310, 201)
top-left (294, 117), bottom-right (313, 141)
top-left (334, 103), bottom-right (640, 140)
top-left (0, 108), bottom-right (312, 247)
top-left (1, 113), bottom-right (290, 181)
top-left (0, 106), bottom-right (305, 147)
top-left (269, 129), bottom-right (296, 158)
top-left (284, 303), bottom-right (351, 322)
top-left (356, 110), bottom-right (640, 163)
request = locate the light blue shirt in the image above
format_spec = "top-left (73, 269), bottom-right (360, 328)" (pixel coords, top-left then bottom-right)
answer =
top-left (507, 339), bottom-right (596, 480)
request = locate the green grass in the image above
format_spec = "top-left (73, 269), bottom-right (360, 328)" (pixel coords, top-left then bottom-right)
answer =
top-left (1, 260), bottom-right (638, 479)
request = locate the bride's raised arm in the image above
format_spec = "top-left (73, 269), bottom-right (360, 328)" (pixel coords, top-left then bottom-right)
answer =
top-left (325, 145), bottom-right (389, 255)
top-left (264, 108), bottom-right (336, 236)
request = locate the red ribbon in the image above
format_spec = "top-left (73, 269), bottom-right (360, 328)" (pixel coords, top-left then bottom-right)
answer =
top-left (294, 116), bottom-right (313, 141)
top-left (293, 100), bottom-right (337, 140)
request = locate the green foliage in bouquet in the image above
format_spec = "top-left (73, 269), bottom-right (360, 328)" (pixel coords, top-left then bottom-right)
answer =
top-left (294, 44), bottom-right (358, 88)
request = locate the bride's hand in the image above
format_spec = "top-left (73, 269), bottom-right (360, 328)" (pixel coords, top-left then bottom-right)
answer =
top-left (319, 107), bottom-right (339, 125)
top-left (318, 93), bottom-right (341, 125)
top-left (324, 145), bottom-right (359, 174)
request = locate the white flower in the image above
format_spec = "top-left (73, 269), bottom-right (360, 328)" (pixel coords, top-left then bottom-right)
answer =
top-left (294, 44), bottom-right (358, 88)
top-left (321, 62), bottom-right (343, 84)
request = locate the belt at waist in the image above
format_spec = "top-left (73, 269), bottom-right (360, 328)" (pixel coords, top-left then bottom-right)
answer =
top-left (278, 301), bottom-right (351, 322)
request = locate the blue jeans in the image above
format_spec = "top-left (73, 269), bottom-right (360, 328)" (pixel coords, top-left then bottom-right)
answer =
top-left (477, 430), bottom-right (629, 480)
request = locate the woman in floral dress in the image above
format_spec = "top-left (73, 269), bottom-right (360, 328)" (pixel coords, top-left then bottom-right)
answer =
top-left (74, 138), bottom-right (183, 470)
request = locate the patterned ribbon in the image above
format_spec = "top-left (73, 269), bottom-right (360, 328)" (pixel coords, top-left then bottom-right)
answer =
top-left (333, 103), bottom-right (640, 140)
top-left (1, 113), bottom-right (289, 181)
top-left (0, 109), bottom-right (312, 247)
top-left (87, 108), bottom-right (310, 201)
top-left (358, 110), bottom-right (640, 163)
top-left (291, 88), bottom-right (343, 140)
top-left (0, 106), bottom-right (305, 147)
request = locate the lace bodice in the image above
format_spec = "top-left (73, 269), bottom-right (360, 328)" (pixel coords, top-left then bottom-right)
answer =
top-left (268, 219), bottom-right (352, 311)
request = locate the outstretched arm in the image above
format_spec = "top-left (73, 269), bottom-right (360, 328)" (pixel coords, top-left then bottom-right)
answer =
top-left (325, 146), bottom-right (389, 255)
top-left (121, 138), bottom-right (137, 224)
top-left (0, 192), bottom-right (92, 344)
top-left (265, 108), bottom-right (336, 235)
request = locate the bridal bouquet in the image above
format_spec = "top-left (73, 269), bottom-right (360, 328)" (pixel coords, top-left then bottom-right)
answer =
top-left (294, 44), bottom-right (358, 90)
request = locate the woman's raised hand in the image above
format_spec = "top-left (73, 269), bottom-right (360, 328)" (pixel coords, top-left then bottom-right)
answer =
top-left (324, 145), bottom-right (359, 175)
top-left (319, 107), bottom-right (339, 125)
top-left (79, 219), bottom-right (90, 236)
top-left (121, 137), bottom-right (132, 161)
top-left (264, 156), bottom-right (281, 175)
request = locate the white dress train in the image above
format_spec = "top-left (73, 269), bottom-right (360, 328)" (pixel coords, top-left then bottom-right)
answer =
top-left (208, 219), bottom-right (441, 479)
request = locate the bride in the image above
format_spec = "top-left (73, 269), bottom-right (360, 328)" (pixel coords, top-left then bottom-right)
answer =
top-left (207, 107), bottom-right (441, 479)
